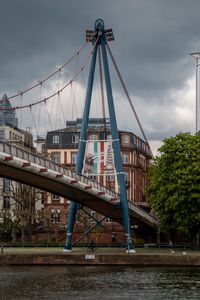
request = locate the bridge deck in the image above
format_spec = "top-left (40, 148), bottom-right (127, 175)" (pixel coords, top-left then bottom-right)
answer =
top-left (0, 142), bottom-right (158, 229)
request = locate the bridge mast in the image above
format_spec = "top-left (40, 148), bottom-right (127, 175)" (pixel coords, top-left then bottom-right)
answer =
top-left (64, 19), bottom-right (135, 253)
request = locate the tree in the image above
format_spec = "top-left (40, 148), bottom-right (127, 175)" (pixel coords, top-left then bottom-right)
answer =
top-left (37, 208), bottom-right (66, 243)
top-left (146, 132), bottom-right (200, 237)
top-left (0, 209), bottom-right (13, 242)
top-left (4, 182), bottom-right (43, 242)
top-left (36, 209), bottom-right (56, 243)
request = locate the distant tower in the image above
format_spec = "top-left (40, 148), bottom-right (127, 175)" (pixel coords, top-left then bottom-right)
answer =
top-left (191, 53), bottom-right (200, 132)
top-left (0, 94), bottom-right (18, 128)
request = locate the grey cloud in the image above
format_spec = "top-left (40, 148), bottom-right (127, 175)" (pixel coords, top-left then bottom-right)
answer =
top-left (0, 0), bottom-right (199, 144)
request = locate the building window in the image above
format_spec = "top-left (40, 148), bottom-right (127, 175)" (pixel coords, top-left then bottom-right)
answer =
top-left (51, 152), bottom-right (60, 164)
top-left (122, 135), bottom-right (130, 144)
top-left (90, 175), bottom-right (97, 181)
top-left (72, 135), bottom-right (79, 144)
top-left (51, 194), bottom-right (60, 201)
top-left (124, 172), bottom-right (129, 185)
top-left (0, 130), bottom-right (5, 140)
top-left (137, 138), bottom-right (142, 149)
top-left (3, 196), bottom-right (10, 209)
top-left (106, 217), bottom-right (114, 223)
top-left (3, 179), bottom-right (10, 193)
top-left (51, 209), bottom-right (61, 223)
top-left (141, 142), bottom-right (145, 151)
top-left (90, 210), bottom-right (96, 220)
top-left (132, 135), bottom-right (136, 145)
top-left (41, 192), bottom-right (45, 205)
top-left (71, 152), bottom-right (77, 164)
top-left (106, 174), bottom-right (115, 181)
top-left (52, 135), bottom-right (59, 144)
top-left (16, 203), bottom-right (21, 211)
top-left (89, 134), bottom-right (97, 141)
top-left (122, 153), bottom-right (129, 164)
top-left (64, 152), bottom-right (67, 164)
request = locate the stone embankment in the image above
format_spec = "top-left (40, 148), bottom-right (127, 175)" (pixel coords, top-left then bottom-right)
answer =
top-left (0, 253), bottom-right (200, 266)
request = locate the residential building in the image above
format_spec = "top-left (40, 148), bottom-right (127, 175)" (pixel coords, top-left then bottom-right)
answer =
top-left (44, 118), bottom-right (152, 235)
top-left (0, 94), bottom-right (43, 230)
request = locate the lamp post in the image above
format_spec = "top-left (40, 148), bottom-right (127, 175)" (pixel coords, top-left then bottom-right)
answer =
top-left (190, 52), bottom-right (200, 132)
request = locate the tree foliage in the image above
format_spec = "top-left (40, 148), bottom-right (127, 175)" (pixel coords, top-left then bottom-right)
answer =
top-left (146, 132), bottom-right (200, 235)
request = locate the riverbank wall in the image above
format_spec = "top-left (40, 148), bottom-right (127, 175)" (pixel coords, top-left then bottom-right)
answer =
top-left (0, 253), bottom-right (200, 266)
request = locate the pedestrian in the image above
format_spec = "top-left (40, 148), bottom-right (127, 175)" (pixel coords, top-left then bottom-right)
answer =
top-left (169, 240), bottom-right (174, 253)
top-left (89, 240), bottom-right (96, 252)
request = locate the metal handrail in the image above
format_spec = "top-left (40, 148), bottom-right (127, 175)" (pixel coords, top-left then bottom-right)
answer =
top-left (128, 202), bottom-right (157, 222)
top-left (0, 141), bottom-right (116, 198)
top-left (0, 141), bottom-right (157, 222)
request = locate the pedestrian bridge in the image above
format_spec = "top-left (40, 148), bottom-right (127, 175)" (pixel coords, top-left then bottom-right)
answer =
top-left (0, 142), bottom-right (158, 229)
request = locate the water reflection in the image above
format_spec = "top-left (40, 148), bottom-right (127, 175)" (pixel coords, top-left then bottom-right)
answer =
top-left (0, 266), bottom-right (199, 299)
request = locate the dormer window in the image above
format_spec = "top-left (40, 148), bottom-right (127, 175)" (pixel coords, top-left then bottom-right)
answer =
top-left (122, 134), bottom-right (130, 144)
top-left (52, 135), bottom-right (59, 144)
top-left (72, 135), bottom-right (79, 144)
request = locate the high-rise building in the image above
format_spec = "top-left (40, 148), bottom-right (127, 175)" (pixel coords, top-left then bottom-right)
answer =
top-left (0, 94), bottom-right (18, 128)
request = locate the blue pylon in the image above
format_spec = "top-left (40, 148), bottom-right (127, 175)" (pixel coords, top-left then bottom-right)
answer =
top-left (64, 19), bottom-right (135, 253)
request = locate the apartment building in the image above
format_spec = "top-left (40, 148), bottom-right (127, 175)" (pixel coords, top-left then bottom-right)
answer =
top-left (44, 118), bottom-right (152, 228)
top-left (0, 94), bottom-right (42, 226)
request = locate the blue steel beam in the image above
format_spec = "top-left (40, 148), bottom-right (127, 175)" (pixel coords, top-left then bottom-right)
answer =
top-left (64, 35), bottom-right (98, 251)
top-left (64, 19), bottom-right (135, 252)
top-left (100, 44), bottom-right (134, 252)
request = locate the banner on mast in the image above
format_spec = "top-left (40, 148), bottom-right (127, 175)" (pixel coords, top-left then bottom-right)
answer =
top-left (83, 140), bottom-right (115, 176)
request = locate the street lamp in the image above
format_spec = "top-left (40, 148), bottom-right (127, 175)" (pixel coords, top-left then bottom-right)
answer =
top-left (190, 52), bottom-right (200, 132)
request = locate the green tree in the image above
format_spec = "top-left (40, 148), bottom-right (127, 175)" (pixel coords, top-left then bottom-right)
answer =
top-left (0, 209), bottom-right (13, 242)
top-left (146, 132), bottom-right (200, 237)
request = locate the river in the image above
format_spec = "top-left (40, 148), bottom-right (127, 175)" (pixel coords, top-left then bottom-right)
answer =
top-left (0, 266), bottom-right (199, 299)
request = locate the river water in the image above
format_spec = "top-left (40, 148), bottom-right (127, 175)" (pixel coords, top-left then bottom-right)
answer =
top-left (0, 266), bottom-right (199, 300)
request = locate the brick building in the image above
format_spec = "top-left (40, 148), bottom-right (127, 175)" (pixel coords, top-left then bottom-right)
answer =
top-left (44, 118), bottom-right (152, 239)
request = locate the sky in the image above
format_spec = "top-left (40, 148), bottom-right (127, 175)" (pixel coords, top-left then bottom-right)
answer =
top-left (1, 0), bottom-right (200, 155)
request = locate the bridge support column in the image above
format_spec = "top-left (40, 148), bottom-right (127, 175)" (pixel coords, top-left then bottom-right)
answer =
top-left (64, 41), bottom-right (98, 252)
top-left (63, 201), bottom-right (78, 252)
top-left (101, 43), bottom-right (135, 253)
top-left (64, 19), bottom-right (135, 253)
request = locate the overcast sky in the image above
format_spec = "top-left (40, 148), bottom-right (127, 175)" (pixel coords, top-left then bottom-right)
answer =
top-left (1, 0), bottom-right (200, 154)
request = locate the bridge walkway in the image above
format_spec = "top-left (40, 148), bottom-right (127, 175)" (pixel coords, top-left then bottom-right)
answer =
top-left (0, 142), bottom-right (158, 229)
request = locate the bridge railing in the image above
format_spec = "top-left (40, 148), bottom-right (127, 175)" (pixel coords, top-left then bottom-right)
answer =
top-left (0, 142), bottom-right (116, 198)
top-left (0, 141), bottom-right (158, 223)
top-left (128, 201), bottom-right (157, 223)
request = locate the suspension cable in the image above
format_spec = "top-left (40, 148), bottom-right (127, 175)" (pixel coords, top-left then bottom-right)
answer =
top-left (1, 36), bottom-right (100, 112)
top-left (106, 43), bottom-right (153, 158)
top-left (30, 106), bottom-right (39, 138)
top-left (45, 101), bottom-right (53, 131)
top-left (98, 46), bottom-right (106, 125)
top-left (4, 41), bottom-right (88, 101)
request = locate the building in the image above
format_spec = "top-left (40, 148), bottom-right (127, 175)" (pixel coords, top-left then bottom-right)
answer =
top-left (0, 94), bottom-right (18, 128)
top-left (44, 118), bottom-right (152, 241)
top-left (0, 94), bottom-right (43, 240)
